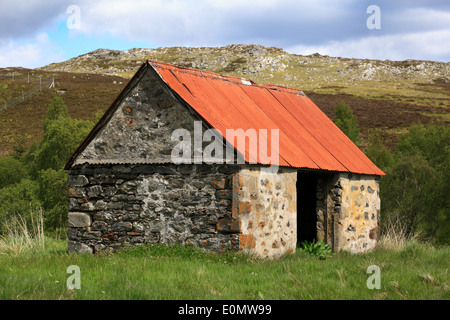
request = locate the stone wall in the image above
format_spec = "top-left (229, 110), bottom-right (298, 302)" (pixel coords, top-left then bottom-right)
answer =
top-left (75, 63), bottom-right (234, 166)
top-left (68, 163), bottom-right (240, 254)
top-left (328, 173), bottom-right (381, 253)
top-left (233, 166), bottom-right (297, 259)
top-left (68, 162), bottom-right (380, 256)
top-left (314, 173), bottom-right (381, 253)
top-left (316, 174), bottom-right (333, 247)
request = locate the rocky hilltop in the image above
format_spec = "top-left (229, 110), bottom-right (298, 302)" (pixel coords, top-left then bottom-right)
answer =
top-left (41, 44), bottom-right (450, 101)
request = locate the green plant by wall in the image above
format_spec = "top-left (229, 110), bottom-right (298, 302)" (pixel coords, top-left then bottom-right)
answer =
top-left (300, 240), bottom-right (334, 260)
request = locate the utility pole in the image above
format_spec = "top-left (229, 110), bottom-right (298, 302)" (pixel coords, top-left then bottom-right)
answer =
top-left (38, 75), bottom-right (42, 91)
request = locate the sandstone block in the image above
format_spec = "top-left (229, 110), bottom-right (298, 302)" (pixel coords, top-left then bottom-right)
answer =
top-left (68, 212), bottom-right (92, 228)
top-left (68, 175), bottom-right (89, 187)
top-left (68, 241), bottom-right (93, 254)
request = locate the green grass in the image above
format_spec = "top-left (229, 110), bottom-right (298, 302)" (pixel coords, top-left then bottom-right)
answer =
top-left (0, 239), bottom-right (448, 300)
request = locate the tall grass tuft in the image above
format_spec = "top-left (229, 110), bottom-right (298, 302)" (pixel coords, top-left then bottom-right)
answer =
top-left (379, 216), bottom-right (421, 251)
top-left (0, 207), bottom-right (45, 255)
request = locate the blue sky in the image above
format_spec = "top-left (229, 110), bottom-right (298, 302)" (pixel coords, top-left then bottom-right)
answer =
top-left (1, 0), bottom-right (449, 68)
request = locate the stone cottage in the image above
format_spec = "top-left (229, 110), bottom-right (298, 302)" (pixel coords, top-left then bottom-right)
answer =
top-left (64, 60), bottom-right (384, 258)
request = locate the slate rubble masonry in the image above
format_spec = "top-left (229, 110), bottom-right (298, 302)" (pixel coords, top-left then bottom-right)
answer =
top-left (68, 163), bottom-right (381, 255)
top-left (68, 163), bottom-right (241, 253)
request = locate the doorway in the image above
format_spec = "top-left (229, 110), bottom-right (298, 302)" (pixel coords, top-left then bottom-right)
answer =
top-left (297, 171), bottom-right (318, 246)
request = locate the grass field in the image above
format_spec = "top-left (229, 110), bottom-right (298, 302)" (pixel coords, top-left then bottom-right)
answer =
top-left (0, 238), bottom-right (448, 300)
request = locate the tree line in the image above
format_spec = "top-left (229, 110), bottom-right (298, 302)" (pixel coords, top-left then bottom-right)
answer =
top-left (0, 96), bottom-right (93, 236)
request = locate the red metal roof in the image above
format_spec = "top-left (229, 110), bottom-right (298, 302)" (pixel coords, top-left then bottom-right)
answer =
top-left (150, 60), bottom-right (384, 176)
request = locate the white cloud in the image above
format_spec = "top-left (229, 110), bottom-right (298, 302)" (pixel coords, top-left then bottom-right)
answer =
top-left (1, 0), bottom-right (449, 67)
top-left (0, 0), bottom-right (70, 39)
top-left (386, 7), bottom-right (450, 32)
top-left (72, 0), bottom-right (356, 45)
top-left (69, 0), bottom-right (450, 62)
top-left (286, 29), bottom-right (450, 62)
top-left (0, 33), bottom-right (65, 68)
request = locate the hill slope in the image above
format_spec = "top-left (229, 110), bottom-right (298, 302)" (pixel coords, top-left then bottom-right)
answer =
top-left (1, 44), bottom-right (449, 156)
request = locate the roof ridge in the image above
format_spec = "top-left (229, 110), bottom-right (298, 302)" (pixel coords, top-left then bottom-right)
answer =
top-left (261, 84), bottom-right (305, 95)
top-left (148, 60), bottom-right (305, 93)
top-left (149, 60), bottom-right (253, 84)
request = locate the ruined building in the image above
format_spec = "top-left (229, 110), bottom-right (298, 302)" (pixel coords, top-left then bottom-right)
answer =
top-left (65, 60), bottom-right (384, 258)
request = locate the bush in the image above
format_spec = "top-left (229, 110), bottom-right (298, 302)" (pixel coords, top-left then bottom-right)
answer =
top-left (0, 156), bottom-right (28, 189)
top-left (34, 116), bottom-right (93, 171)
top-left (396, 124), bottom-right (449, 166)
top-left (0, 96), bottom-right (94, 236)
top-left (37, 168), bottom-right (68, 230)
top-left (0, 179), bottom-right (42, 233)
top-left (378, 124), bottom-right (449, 244)
top-left (365, 134), bottom-right (394, 171)
top-left (43, 96), bottom-right (69, 131)
top-left (333, 102), bottom-right (360, 144)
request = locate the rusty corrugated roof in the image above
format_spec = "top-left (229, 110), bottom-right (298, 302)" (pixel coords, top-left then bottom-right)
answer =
top-left (65, 60), bottom-right (384, 176)
top-left (149, 60), bottom-right (384, 176)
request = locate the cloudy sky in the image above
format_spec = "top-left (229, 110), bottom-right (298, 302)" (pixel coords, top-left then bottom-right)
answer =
top-left (1, 0), bottom-right (449, 68)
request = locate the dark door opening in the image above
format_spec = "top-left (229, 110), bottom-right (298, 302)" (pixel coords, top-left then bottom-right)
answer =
top-left (297, 172), bottom-right (318, 246)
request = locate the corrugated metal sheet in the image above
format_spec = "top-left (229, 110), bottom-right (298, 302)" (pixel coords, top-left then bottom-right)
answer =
top-left (150, 60), bottom-right (384, 176)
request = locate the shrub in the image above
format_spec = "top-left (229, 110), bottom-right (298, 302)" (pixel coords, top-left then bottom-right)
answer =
top-left (333, 102), bottom-right (360, 144)
top-left (0, 96), bottom-right (93, 235)
top-left (37, 168), bottom-right (68, 231)
top-left (43, 96), bottom-right (68, 131)
top-left (379, 124), bottom-right (449, 244)
top-left (0, 156), bottom-right (28, 189)
top-left (365, 134), bottom-right (394, 171)
top-left (34, 116), bottom-right (93, 171)
top-left (0, 179), bottom-right (42, 233)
